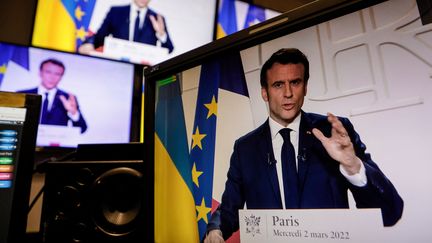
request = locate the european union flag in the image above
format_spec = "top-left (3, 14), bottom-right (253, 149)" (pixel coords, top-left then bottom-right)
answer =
top-left (243, 5), bottom-right (266, 28)
top-left (0, 43), bottom-right (29, 87)
top-left (191, 57), bottom-right (220, 239)
top-left (191, 52), bottom-right (248, 240)
top-left (0, 44), bottom-right (13, 87)
top-left (61, 0), bottom-right (96, 48)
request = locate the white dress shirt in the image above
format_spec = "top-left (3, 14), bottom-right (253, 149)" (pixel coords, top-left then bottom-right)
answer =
top-left (129, 4), bottom-right (148, 41)
top-left (37, 85), bottom-right (80, 122)
top-left (268, 114), bottom-right (367, 209)
top-left (129, 3), bottom-right (168, 44)
top-left (37, 86), bottom-right (56, 111)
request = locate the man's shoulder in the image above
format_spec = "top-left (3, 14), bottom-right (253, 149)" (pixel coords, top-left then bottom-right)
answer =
top-left (303, 112), bottom-right (327, 124)
top-left (147, 8), bottom-right (163, 17)
top-left (302, 111), bottom-right (351, 129)
top-left (147, 8), bottom-right (158, 15)
top-left (53, 89), bottom-right (70, 98)
top-left (236, 120), bottom-right (269, 144)
top-left (108, 5), bottom-right (130, 15)
top-left (17, 87), bottom-right (37, 94)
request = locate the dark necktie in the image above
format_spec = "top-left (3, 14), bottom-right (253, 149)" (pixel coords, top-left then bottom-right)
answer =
top-left (133, 10), bottom-right (141, 42)
top-left (41, 92), bottom-right (49, 123)
top-left (279, 128), bottom-right (299, 208)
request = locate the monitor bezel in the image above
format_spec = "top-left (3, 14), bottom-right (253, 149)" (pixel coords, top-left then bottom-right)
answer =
top-left (141, 0), bottom-right (386, 240)
top-left (144, 0), bottom-right (386, 82)
top-left (0, 91), bottom-right (41, 243)
top-left (0, 43), bottom-right (145, 152)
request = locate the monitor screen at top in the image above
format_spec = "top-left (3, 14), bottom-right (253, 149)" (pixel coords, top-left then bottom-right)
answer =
top-left (0, 42), bottom-right (137, 148)
top-left (31, 0), bottom-right (217, 65)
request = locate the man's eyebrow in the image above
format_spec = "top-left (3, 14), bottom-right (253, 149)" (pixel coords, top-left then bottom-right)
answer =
top-left (271, 80), bottom-right (285, 85)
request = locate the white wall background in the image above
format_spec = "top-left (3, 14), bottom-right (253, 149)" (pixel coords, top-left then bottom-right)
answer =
top-left (181, 0), bottom-right (432, 241)
top-left (89, 0), bottom-right (216, 60)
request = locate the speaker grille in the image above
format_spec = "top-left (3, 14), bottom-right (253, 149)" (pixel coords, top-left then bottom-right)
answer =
top-left (42, 160), bottom-right (149, 243)
top-left (91, 167), bottom-right (144, 236)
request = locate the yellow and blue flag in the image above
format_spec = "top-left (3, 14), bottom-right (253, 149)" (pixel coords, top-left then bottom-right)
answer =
top-left (216, 0), bottom-right (238, 39)
top-left (140, 80), bottom-right (145, 143)
top-left (154, 75), bottom-right (199, 242)
top-left (32, 0), bottom-right (96, 52)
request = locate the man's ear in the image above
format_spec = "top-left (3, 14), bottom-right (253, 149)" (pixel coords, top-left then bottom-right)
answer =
top-left (261, 87), bottom-right (268, 102)
top-left (304, 83), bottom-right (307, 96)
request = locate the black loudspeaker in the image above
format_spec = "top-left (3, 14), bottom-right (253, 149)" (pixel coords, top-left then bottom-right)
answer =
top-left (417, 0), bottom-right (432, 25)
top-left (40, 143), bottom-right (153, 243)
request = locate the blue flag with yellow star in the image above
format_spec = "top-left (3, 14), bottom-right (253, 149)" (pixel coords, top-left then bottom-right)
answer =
top-left (191, 57), bottom-right (220, 239)
top-left (0, 43), bottom-right (29, 87)
top-left (154, 75), bottom-right (199, 242)
top-left (32, 0), bottom-right (96, 52)
top-left (191, 52), bottom-right (248, 240)
top-left (0, 44), bottom-right (13, 87)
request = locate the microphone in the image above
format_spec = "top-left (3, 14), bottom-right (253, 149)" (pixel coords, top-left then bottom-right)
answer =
top-left (267, 153), bottom-right (276, 165)
top-left (297, 148), bottom-right (307, 162)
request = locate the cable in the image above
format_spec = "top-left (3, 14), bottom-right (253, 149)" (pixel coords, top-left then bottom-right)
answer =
top-left (28, 150), bottom-right (77, 214)
top-left (33, 150), bottom-right (77, 174)
top-left (28, 185), bottom-right (45, 214)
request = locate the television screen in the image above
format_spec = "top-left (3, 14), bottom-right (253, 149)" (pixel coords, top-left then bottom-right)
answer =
top-left (32, 0), bottom-right (217, 65)
top-left (0, 42), bottom-right (140, 148)
top-left (146, 0), bottom-right (432, 242)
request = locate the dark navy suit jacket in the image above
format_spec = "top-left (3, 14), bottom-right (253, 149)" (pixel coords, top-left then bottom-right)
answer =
top-left (207, 111), bottom-right (403, 239)
top-left (84, 5), bottom-right (174, 53)
top-left (18, 88), bottom-right (87, 133)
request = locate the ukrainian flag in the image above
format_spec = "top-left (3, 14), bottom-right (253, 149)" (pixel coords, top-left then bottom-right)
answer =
top-left (32, 0), bottom-right (95, 52)
top-left (216, 0), bottom-right (238, 39)
top-left (140, 80), bottom-right (145, 143)
top-left (154, 75), bottom-right (199, 242)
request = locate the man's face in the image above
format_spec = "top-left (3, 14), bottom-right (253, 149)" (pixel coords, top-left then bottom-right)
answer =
top-left (261, 62), bottom-right (307, 127)
top-left (134, 0), bottom-right (150, 8)
top-left (39, 62), bottom-right (64, 90)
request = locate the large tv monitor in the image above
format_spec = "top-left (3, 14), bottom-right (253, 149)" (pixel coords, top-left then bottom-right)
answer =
top-left (0, 42), bottom-right (142, 149)
top-left (144, 0), bottom-right (432, 242)
top-left (32, 0), bottom-right (217, 65)
top-left (0, 91), bottom-right (41, 243)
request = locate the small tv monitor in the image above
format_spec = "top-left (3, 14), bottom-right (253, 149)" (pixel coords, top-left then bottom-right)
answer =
top-left (0, 42), bottom-right (141, 149)
top-left (31, 0), bottom-right (217, 65)
top-left (0, 91), bottom-right (41, 243)
top-left (145, 0), bottom-right (432, 242)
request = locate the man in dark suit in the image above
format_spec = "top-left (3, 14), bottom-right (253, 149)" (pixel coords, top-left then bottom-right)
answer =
top-left (78, 0), bottom-right (174, 54)
top-left (204, 48), bottom-right (403, 242)
top-left (18, 58), bottom-right (87, 133)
